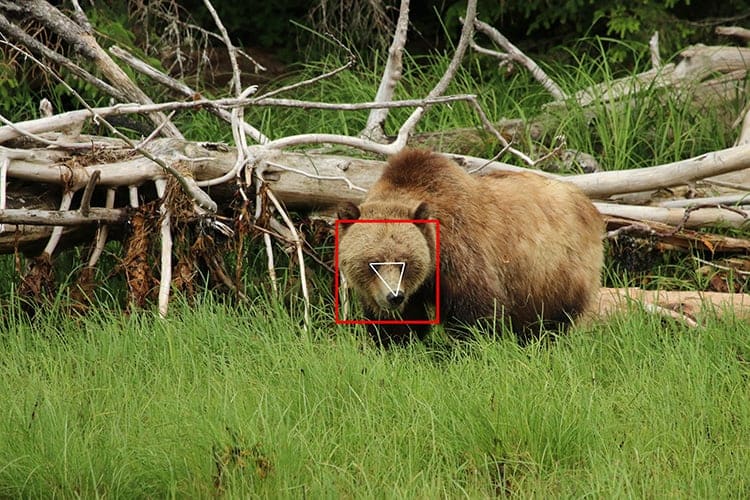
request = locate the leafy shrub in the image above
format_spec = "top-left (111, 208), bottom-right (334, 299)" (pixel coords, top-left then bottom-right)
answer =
top-left (445, 0), bottom-right (749, 64)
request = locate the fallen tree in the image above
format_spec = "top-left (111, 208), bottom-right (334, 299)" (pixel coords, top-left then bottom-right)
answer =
top-left (0, 0), bottom-right (748, 323)
top-left (595, 287), bottom-right (750, 327)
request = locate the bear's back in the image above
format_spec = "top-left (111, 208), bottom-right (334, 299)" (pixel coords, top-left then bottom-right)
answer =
top-left (476, 170), bottom-right (604, 330)
top-left (371, 149), bottom-right (473, 199)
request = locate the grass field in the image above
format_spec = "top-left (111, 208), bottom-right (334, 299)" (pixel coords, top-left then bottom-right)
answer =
top-left (1, 294), bottom-right (749, 498)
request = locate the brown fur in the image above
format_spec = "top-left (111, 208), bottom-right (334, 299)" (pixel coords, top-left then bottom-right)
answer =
top-left (338, 148), bottom-right (604, 345)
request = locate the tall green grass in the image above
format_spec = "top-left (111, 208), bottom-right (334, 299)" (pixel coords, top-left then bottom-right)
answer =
top-left (1, 296), bottom-right (749, 497)
top-left (547, 38), bottom-right (738, 171)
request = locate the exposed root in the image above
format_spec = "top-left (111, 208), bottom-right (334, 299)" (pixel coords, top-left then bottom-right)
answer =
top-left (232, 197), bottom-right (252, 287)
top-left (121, 205), bottom-right (158, 311)
top-left (18, 253), bottom-right (55, 311)
top-left (69, 265), bottom-right (97, 313)
top-left (69, 187), bottom-right (117, 314)
top-left (266, 188), bottom-right (310, 331)
top-left (164, 163), bottom-right (198, 222)
top-left (697, 256), bottom-right (750, 293)
top-left (171, 253), bottom-right (197, 298)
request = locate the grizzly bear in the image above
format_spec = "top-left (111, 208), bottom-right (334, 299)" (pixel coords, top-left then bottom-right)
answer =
top-left (337, 148), bottom-right (603, 346)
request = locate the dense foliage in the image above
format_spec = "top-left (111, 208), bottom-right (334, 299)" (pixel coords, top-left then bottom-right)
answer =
top-left (176, 0), bottom-right (750, 59)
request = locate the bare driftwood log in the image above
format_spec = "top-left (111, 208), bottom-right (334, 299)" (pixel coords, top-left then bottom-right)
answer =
top-left (2, 135), bottom-right (749, 220)
top-left (1, 134), bottom-right (747, 262)
top-left (595, 288), bottom-right (750, 324)
top-left (419, 43), bottom-right (750, 165)
top-left (0, 0), bottom-right (182, 138)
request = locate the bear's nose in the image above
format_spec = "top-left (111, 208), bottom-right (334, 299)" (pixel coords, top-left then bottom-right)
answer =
top-left (387, 291), bottom-right (405, 306)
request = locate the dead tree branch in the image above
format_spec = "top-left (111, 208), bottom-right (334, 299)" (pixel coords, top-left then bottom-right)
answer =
top-left (1, 0), bottom-right (182, 137)
top-left (361, 0), bottom-right (410, 141)
top-left (649, 31), bottom-right (662, 69)
top-left (109, 44), bottom-right (270, 144)
top-left (716, 25), bottom-right (750, 41)
top-left (388, 0), bottom-right (478, 152)
top-left (471, 18), bottom-right (566, 100)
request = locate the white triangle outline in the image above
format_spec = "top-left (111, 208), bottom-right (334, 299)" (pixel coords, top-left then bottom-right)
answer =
top-left (369, 261), bottom-right (406, 296)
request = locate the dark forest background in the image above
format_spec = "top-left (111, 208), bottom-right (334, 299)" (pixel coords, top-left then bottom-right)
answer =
top-left (174, 0), bottom-right (749, 58)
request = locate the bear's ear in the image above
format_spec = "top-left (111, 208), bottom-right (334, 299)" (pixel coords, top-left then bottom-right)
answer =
top-left (337, 202), bottom-right (360, 221)
top-left (413, 201), bottom-right (430, 220)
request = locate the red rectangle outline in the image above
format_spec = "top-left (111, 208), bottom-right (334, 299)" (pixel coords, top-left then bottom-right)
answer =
top-left (334, 219), bottom-right (440, 325)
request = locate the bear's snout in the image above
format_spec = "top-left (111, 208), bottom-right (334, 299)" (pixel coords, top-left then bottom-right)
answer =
top-left (387, 290), bottom-right (405, 307)
top-left (373, 286), bottom-right (406, 312)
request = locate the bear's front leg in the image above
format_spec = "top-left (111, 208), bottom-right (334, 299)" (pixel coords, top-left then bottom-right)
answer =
top-left (365, 299), bottom-right (431, 348)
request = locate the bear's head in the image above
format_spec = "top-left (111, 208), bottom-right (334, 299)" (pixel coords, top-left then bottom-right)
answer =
top-left (337, 201), bottom-right (435, 315)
